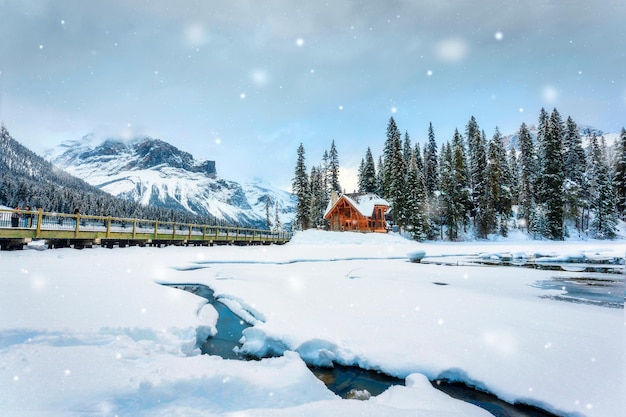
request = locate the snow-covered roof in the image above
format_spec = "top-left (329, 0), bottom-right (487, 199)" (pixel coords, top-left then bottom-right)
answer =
top-left (324, 192), bottom-right (389, 218)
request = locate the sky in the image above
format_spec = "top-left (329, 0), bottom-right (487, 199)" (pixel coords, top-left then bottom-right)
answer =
top-left (1, 0), bottom-right (625, 192)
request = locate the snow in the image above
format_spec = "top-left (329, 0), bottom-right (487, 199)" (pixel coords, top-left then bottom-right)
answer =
top-left (0, 231), bottom-right (623, 417)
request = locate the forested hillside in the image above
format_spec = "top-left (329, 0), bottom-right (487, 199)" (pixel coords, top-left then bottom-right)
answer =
top-left (0, 125), bottom-right (222, 225)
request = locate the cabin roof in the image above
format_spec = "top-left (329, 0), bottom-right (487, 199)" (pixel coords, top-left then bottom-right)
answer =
top-left (324, 192), bottom-right (389, 218)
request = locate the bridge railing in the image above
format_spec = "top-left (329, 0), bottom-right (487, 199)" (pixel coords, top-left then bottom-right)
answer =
top-left (0, 208), bottom-right (292, 245)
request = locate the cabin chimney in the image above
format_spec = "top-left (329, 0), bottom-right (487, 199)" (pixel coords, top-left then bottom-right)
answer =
top-left (330, 190), bottom-right (339, 206)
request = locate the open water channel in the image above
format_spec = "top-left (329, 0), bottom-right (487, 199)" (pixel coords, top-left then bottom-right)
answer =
top-left (166, 283), bottom-right (563, 417)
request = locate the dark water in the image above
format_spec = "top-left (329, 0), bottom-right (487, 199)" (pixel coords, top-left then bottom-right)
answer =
top-left (165, 283), bottom-right (561, 417)
top-left (533, 275), bottom-right (624, 309)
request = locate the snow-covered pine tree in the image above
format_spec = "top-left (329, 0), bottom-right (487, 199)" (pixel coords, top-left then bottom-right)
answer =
top-left (386, 122), bottom-right (408, 230)
top-left (357, 158), bottom-right (366, 192)
top-left (376, 155), bottom-right (385, 197)
top-left (413, 141), bottom-right (424, 174)
top-left (451, 128), bottom-right (470, 235)
top-left (561, 116), bottom-right (587, 234)
top-left (613, 128), bottom-right (626, 220)
top-left (517, 122), bottom-right (537, 234)
top-left (424, 122), bottom-right (439, 198)
top-left (403, 131), bottom-right (412, 167)
top-left (405, 150), bottom-right (428, 241)
top-left (273, 202), bottom-right (282, 233)
top-left (438, 142), bottom-right (455, 240)
top-left (588, 134), bottom-right (618, 238)
top-left (292, 143), bottom-right (311, 230)
top-left (508, 145), bottom-right (520, 209)
top-left (328, 140), bottom-right (341, 195)
top-left (423, 123), bottom-right (440, 237)
top-left (492, 127), bottom-right (512, 236)
top-left (383, 117), bottom-right (401, 197)
top-left (359, 147), bottom-right (377, 193)
top-left (265, 196), bottom-right (272, 230)
top-left (539, 109), bottom-right (565, 240)
top-left (308, 165), bottom-right (323, 227)
top-left (472, 131), bottom-right (489, 239)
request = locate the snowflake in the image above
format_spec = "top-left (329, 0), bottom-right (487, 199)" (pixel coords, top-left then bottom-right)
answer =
top-left (494, 32), bottom-right (503, 41)
top-left (295, 38), bottom-right (304, 47)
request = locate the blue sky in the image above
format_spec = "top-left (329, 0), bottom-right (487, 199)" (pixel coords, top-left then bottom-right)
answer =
top-left (1, 0), bottom-right (625, 191)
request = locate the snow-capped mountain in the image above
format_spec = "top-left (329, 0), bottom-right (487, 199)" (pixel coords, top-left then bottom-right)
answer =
top-left (44, 134), bottom-right (295, 227)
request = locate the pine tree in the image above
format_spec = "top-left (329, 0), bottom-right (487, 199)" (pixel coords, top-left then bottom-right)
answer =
top-left (508, 146), bottom-right (520, 208)
top-left (309, 165), bottom-right (328, 228)
top-left (588, 134), bottom-right (618, 238)
top-left (562, 116), bottom-right (586, 233)
top-left (612, 127), bottom-right (626, 220)
top-left (265, 196), bottom-right (272, 230)
top-left (491, 127), bottom-right (512, 236)
top-left (405, 151), bottom-right (428, 241)
top-left (292, 143), bottom-right (311, 230)
top-left (539, 109), bottom-right (565, 240)
top-left (375, 155), bottom-right (385, 196)
top-left (273, 202), bottom-right (282, 232)
top-left (451, 129), bottom-right (471, 234)
top-left (358, 147), bottom-right (377, 193)
top-left (328, 140), bottom-right (341, 195)
top-left (403, 131), bottom-right (412, 167)
top-left (472, 131), bottom-right (489, 239)
top-left (383, 117), bottom-right (401, 197)
top-left (357, 158), bottom-right (366, 192)
top-left (438, 142), bottom-right (455, 240)
top-left (424, 122), bottom-right (439, 197)
top-left (385, 122), bottom-right (407, 229)
top-left (517, 123), bottom-right (536, 234)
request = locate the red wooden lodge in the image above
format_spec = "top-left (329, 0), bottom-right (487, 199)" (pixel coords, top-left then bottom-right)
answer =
top-left (324, 192), bottom-right (390, 233)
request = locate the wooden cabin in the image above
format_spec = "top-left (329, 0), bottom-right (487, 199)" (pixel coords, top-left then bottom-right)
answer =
top-left (324, 192), bottom-right (389, 233)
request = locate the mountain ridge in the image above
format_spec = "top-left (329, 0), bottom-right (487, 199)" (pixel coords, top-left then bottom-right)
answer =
top-left (44, 134), bottom-right (296, 228)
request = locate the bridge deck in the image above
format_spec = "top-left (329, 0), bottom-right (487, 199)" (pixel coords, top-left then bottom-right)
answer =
top-left (0, 209), bottom-right (291, 250)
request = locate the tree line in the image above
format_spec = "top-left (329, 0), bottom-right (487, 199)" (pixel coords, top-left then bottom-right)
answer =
top-left (293, 109), bottom-right (626, 240)
top-left (292, 140), bottom-right (341, 230)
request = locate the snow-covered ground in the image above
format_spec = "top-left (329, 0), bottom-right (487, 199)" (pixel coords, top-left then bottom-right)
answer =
top-left (0, 230), bottom-right (623, 417)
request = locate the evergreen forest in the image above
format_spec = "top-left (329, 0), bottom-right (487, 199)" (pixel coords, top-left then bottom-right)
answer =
top-left (293, 109), bottom-right (626, 241)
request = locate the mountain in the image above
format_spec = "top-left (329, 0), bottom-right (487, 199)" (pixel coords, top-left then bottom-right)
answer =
top-left (44, 134), bottom-right (296, 228)
top-left (503, 124), bottom-right (619, 151)
top-left (0, 125), bottom-right (167, 220)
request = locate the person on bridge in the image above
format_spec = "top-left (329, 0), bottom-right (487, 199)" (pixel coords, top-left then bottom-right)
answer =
top-left (24, 205), bottom-right (32, 228)
top-left (11, 206), bottom-right (20, 228)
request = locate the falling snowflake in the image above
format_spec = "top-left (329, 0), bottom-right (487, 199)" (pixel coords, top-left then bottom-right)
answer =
top-left (542, 85), bottom-right (558, 103)
top-left (391, 106), bottom-right (397, 113)
top-left (338, 105), bottom-right (343, 110)
top-left (295, 38), bottom-right (304, 47)
top-left (435, 38), bottom-right (468, 62)
top-left (427, 70), bottom-right (433, 76)
top-left (494, 32), bottom-right (503, 41)
top-left (240, 93), bottom-right (246, 99)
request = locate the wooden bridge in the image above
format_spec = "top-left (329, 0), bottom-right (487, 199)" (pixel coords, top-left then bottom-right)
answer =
top-left (0, 208), bottom-right (292, 250)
